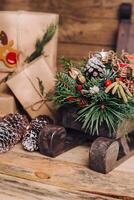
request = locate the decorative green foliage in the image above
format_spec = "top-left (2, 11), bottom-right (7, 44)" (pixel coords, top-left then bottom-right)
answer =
top-left (79, 57), bottom-right (89, 69)
top-left (60, 57), bottom-right (75, 71)
top-left (37, 77), bottom-right (45, 97)
top-left (83, 78), bottom-right (100, 89)
top-left (51, 52), bottom-right (134, 136)
top-left (102, 68), bottom-right (117, 81)
top-left (52, 72), bottom-right (79, 107)
top-left (26, 24), bottom-right (57, 63)
top-left (77, 98), bottom-right (127, 136)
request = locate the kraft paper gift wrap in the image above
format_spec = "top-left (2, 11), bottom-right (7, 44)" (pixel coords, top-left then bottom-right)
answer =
top-left (18, 11), bottom-right (59, 72)
top-left (0, 11), bottom-right (18, 73)
top-left (0, 82), bottom-right (11, 93)
top-left (0, 94), bottom-right (17, 117)
top-left (7, 56), bottom-right (55, 119)
top-left (0, 72), bottom-right (10, 94)
top-left (0, 11), bottom-right (58, 73)
top-left (0, 72), bottom-right (9, 84)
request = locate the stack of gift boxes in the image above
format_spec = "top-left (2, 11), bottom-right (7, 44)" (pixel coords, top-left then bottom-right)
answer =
top-left (0, 11), bottom-right (59, 119)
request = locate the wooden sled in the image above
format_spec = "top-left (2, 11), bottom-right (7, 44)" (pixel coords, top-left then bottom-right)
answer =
top-left (89, 120), bottom-right (134, 173)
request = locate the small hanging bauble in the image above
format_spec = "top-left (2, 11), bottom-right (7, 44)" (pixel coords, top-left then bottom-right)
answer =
top-left (105, 80), bottom-right (112, 87)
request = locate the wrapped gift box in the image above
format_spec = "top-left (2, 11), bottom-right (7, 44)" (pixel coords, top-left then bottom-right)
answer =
top-left (0, 11), bottom-right (59, 73)
top-left (7, 56), bottom-right (55, 119)
top-left (0, 93), bottom-right (17, 117)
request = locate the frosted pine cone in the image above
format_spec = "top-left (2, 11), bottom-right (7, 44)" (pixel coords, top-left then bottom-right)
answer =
top-left (22, 115), bottom-right (53, 152)
top-left (82, 57), bottom-right (105, 78)
top-left (0, 113), bottom-right (29, 153)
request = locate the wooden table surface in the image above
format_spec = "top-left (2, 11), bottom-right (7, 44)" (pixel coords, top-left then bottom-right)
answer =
top-left (0, 143), bottom-right (133, 200)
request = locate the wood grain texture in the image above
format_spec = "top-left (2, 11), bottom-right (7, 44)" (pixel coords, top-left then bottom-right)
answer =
top-left (0, 0), bottom-right (134, 59)
top-left (58, 43), bottom-right (114, 60)
top-left (0, 145), bottom-right (133, 199)
top-left (0, 174), bottom-right (120, 200)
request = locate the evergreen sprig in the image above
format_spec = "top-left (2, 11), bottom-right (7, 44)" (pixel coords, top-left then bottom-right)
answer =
top-left (37, 77), bottom-right (45, 97)
top-left (60, 57), bottom-right (75, 71)
top-left (25, 24), bottom-right (57, 63)
top-left (77, 98), bottom-right (127, 136)
top-left (51, 72), bottom-right (80, 107)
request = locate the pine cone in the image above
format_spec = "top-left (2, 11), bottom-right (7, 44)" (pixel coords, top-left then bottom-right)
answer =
top-left (22, 115), bottom-right (53, 152)
top-left (82, 57), bottom-right (105, 78)
top-left (0, 113), bottom-right (29, 153)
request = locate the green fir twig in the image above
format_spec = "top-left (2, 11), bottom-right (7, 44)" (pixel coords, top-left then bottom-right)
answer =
top-left (37, 77), bottom-right (45, 97)
top-left (25, 24), bottom-right (57, 63)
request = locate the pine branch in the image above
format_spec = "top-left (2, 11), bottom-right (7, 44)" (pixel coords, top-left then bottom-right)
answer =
top-left (56, 72), bottom-right (76, 92)
top-left (25, 24), bottom-right (57, 63)
top-left (37, 77), bottom-right (45, 97)
top-left (77, 97), bottom-right (127, 136)
top-left (50, 72), bottom-right (81, 107)
top-left (60, 57), bottom-right (76, 71)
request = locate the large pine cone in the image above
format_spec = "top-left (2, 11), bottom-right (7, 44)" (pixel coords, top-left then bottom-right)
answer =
top-left (82, 57), bottom-right (105, 78)
top-left (0, 113), bottom-right (29, 153)
top-left (22, 115), bottom-right (53, 152)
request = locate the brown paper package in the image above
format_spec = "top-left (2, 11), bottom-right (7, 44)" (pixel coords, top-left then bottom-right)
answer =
top-left (0, 72), bottom-right (9, 84)
top-left (7, 56), bottom-right (55, 119)
top-left (0, 11), bottom-right (59, 73)
top-left (0, 94), bottom-right (17, 117)
top-left (0, 82), bottom-right (11, 94)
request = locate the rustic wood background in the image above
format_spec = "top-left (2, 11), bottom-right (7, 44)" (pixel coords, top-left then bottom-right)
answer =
top-left (0, 0), bottom-right (134, 61)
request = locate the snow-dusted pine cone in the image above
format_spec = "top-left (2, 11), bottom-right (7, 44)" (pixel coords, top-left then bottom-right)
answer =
top-left (82, 57), bottom-right (105, 78)
top-left (0, 113), bottom-right (29, 153)
top-left (22, 115), bottom-right (53, 152)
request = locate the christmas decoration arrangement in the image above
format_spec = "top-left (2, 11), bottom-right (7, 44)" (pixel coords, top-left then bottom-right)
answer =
top-left (22, 115), bottom-right (53, 151)
top-left (0, 113), bottom-right (29, 153)
top-left (51, 51), bottom-right (134, 137)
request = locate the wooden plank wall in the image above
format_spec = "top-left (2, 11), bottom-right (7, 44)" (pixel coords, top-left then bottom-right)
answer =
top-left (0, 0), bottom-right (134, 61)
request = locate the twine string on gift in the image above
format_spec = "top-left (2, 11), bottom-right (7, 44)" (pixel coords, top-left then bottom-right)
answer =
top-left (31, 94), bottom-right (53, 114)
top-left (23, 69), bottom-right (54, 115)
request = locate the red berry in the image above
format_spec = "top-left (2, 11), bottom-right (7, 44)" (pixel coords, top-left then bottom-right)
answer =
top-left (76, 84), bottom-right (83, 91)
top-left (105, 80), bottom-right (112, 87)
top-left (6, 52), bottom-right (17, 65)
